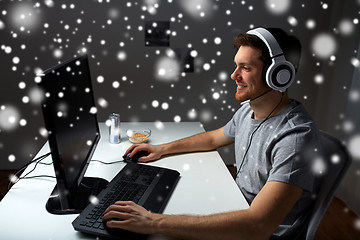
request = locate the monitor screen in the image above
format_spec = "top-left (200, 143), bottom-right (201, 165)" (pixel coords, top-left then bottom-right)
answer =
top-left (38, 55), bottom-right (107, 214)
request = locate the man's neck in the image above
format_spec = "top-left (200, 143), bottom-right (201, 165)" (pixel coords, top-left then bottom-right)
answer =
top-left (250, 91), bottom-right (291, 120)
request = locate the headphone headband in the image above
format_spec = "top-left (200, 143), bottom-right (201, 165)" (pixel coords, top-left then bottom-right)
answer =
top-left (247, 28), bottom-right (284, 57)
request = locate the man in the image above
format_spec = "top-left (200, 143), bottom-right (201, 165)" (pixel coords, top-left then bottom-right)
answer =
top-left (102, 27), bottom-right (319, 239)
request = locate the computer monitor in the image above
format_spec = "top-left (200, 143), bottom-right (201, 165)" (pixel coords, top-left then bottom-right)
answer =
top-left (38, 55), bottom-right (108, 214)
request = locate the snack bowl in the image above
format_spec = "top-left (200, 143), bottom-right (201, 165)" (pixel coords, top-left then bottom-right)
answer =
top-left (126, 128), bottom-right (151, 143)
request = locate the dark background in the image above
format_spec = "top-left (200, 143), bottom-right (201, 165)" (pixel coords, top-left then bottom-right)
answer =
top-left (0, 0), bottom-right (360, 214)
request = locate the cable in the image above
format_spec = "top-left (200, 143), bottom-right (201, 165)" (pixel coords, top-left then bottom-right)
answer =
top-left (4, 155), bottom-right (124, 192)
top-left (235, 92), bottom-right (285, 179)
top-left (91, 159), bottom-right (125, 165)
top-left (10, 152), bottom-right (51, 178)
top-left (80, 160), bottom-right (125, 189)
top-left (19, 175), bottom-right (56, 180)
top-left (7, 152), bottom-right (51, 190)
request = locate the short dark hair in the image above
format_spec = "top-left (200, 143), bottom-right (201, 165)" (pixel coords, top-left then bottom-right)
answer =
top-left (233, 27), bottom-right (301, 72)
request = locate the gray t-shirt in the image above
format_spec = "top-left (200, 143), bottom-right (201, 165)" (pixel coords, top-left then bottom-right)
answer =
top-left (223, 100), bottom-right (320, 239)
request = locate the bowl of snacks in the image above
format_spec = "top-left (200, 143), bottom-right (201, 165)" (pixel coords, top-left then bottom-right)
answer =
top-left (126, 128), bottom-right (151, 143)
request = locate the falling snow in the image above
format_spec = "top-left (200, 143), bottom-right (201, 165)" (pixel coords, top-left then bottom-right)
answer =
top-left (348, 135), bottom-right (360, 159)
top-left (0, 0), bottom-right (360, 224)
top-left (89, 195), bottom-right (99, 205)
top-left (311, 33), bottom-right (337, 59)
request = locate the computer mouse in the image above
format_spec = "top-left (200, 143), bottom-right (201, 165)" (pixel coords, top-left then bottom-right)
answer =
top-left (123, 150), bottom-right (149, 163)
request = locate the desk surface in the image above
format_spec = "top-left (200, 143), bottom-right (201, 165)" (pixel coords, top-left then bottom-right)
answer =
top-left (0, 122), bottom-right (248, 240)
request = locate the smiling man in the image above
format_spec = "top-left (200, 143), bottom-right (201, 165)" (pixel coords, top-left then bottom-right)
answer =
top-left (103, 27), bottom-right (320, 239)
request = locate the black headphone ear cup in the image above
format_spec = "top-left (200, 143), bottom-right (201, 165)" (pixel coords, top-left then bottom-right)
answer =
top-left (266, 59), bottom-right (295, 91)
top-left (262, 60), bottom-right (271, 84)
top-left (272, 64), bottom-right (292, 86)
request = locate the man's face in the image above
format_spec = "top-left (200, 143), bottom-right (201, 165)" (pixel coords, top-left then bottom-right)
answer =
top-left (231, 45), bottom-right (271, 103)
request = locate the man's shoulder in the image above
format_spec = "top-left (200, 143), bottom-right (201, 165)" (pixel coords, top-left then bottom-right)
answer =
top-left (271, 100), bottom-right (319, 144)
top-left (285, 100), bottom-right (316, 128)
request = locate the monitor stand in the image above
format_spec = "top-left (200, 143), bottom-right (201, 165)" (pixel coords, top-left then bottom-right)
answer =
top-left (46, 177), bottom-right (109, 214)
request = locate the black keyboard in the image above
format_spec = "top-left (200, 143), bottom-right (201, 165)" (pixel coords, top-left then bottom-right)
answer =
top-left (72, 162), bottom-right (180, 239)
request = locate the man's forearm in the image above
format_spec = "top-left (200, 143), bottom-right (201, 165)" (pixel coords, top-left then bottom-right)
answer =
top-left (158, 127), bottom-right (233, 157)
top-left (152, 209), bottom-right (269, 240)
top-left (159, 132), bottom-right (215, 155)
top-left (103, 201), bottom-right (266, 239)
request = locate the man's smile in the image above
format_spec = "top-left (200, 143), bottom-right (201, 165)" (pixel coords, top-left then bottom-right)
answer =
top-left (236, 82), bottom-right (248, 90)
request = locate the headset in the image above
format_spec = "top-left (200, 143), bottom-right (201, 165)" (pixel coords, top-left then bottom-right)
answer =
top-left (246, 27), bottom-right (295, 92)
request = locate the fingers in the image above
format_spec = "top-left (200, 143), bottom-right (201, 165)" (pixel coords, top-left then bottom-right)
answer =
top-left (123, 144), bottom-right (163, 163)
top-left (124, 144), bottom-right (148, 157)
top-left (102, 201), bottom-right (156, 234)
top-left (124, 144), bottom-right (153, 162)
top-left (124, 145), bottom-right (139, 157)
top-left (102, 201), bottom-right (145, 229)
top-left (106, 218), bottom-right (131, 228)
top-left (102, 201), bottom-right (135, 222)
top-left (138, 153), bottom-right (153, 163)
top-left (104, 201), bottom-right (135, 214)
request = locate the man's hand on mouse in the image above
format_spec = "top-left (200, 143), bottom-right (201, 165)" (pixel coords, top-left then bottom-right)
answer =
top-left (124, 144), bottom-right (163, 163)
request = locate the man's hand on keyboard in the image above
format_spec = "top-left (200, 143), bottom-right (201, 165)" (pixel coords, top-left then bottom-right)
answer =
top-left (102, 201), bottom-right (158, 234)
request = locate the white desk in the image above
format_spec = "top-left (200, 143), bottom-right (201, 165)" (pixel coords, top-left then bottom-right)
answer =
top-left (0, 122), bottom-right (248, 240)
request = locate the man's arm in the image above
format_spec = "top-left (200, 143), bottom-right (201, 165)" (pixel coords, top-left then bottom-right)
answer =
top-left (159, 126), bottom-right (233, 154)
top-left (125, 127), bottom-right (234, 162)
top-left (103, 181), bottom-right (303, 239)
